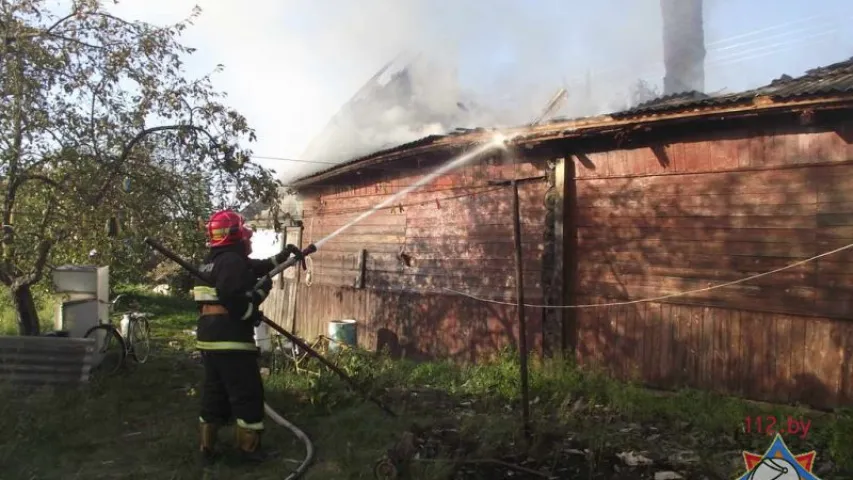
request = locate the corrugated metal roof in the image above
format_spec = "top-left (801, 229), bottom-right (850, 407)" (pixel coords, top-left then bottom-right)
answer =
top-left (290, 57), bottom-right (853, 186)
top-left (611, 56), bottom-right (853, 118)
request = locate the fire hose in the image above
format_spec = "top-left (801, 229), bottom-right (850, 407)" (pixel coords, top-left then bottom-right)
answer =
top-left (143, 238), bottom-right (398, 479)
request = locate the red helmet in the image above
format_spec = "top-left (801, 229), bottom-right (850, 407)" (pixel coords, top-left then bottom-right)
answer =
top-left (206, 210), bottom-right (245, 248)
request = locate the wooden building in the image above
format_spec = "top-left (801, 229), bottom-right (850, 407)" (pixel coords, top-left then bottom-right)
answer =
top-left (264, 57), bottom-right (853, 409)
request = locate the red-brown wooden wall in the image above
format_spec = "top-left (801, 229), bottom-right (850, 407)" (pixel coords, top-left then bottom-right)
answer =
top-left (572, 122), bottom-right (853, 409)
top-left (280, 156), bottom-right (551, 361)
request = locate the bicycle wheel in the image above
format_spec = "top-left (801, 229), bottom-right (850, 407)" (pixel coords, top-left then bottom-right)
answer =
top-left (128, 317), bottom-right (151, 363)
top-left (84, 324), bottom-right (126, 376)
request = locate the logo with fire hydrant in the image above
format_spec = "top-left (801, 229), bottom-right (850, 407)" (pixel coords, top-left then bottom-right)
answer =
top-left (738, 433), bottom-right (821, 480)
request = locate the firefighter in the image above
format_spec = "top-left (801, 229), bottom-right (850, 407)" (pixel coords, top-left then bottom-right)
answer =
top-left (193, 209), bottom-right (299, 465)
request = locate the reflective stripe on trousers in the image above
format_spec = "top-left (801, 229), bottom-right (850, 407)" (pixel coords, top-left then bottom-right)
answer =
top-left (196, 341), bottom-right (258, 351)
top-left (237, 418), bottom-right (264, 431)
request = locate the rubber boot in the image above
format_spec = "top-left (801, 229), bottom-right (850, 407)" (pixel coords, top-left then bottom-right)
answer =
top-left (235, 426), bottom-right (275, 463)
top-left (199, 422), bottom-right (219, 467)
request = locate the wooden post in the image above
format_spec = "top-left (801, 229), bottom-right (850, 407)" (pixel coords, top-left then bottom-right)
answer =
top-left (286, 226), bottom-right (303, 334)
top-left (553, 158), bottom-right (566, 354)
top-left (355, 249), bottom-right (367, 288)
top-left (511, 180), bottom-right (531, 439)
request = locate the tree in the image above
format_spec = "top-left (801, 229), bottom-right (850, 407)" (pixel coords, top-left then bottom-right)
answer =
top-left (0, 0), bottom-right (282, 335)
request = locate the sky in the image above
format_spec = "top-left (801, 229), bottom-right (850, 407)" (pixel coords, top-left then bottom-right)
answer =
top-left (98, 0), bottom-right (853, 184)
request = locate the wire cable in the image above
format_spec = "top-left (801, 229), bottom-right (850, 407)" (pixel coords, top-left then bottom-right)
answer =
top-left (443, 241), bottom-right (853, 309)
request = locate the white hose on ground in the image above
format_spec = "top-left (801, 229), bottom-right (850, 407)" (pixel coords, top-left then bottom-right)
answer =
top-left (264, 402), bottom-right (315, 480)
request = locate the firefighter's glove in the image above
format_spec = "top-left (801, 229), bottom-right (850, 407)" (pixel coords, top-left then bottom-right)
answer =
top-left (285, 244), bottom-right (307, 271)
top-left (248, 276), bottom-right (273, 306)
top-left (272, 243), bottom-right (303, 268)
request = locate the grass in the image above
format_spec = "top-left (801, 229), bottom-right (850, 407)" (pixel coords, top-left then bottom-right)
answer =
top-left (0, 287), bottom-right (57, 335)
top-left (1, 286), bottom-right (853, 479)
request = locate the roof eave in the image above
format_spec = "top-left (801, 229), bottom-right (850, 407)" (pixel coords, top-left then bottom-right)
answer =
top-left (289, 94), bottom-right (853, 189)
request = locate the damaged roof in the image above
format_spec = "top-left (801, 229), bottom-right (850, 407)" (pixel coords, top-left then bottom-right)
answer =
top-left (290, 57), bottom-right (853, 187)
top-left (612, 56), bottom-right (853, 117)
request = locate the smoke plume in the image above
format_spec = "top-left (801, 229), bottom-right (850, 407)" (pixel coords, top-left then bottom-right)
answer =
top-left (280, 0), bottom-right (668, 184)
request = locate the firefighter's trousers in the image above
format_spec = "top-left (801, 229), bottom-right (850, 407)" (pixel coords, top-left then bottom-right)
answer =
top-left (198, 350), bottom-right (265, 431)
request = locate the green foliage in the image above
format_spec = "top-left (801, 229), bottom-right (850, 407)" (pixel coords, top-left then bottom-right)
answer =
top-left (0, 0), bottom-right (283, 333)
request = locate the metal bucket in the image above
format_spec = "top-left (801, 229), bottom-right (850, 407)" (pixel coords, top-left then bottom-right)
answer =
top-left (327, 319), bottom-right (357, 352)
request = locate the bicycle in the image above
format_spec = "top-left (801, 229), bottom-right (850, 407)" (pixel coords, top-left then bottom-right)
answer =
top-left (84, 294), bottom-right (152, 376)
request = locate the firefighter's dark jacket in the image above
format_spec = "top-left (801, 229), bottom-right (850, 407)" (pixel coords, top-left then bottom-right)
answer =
top-left (192, 243), bottom-right (289, 351)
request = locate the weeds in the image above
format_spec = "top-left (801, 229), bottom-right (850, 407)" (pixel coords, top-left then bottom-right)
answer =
top-left (1, 287), bottom-right (852, 479)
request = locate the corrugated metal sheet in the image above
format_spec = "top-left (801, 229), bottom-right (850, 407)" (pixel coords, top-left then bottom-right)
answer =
top-left (0, 336), bottom-right (96, 386)
top-left (612, 57), bottom-right (853, 117)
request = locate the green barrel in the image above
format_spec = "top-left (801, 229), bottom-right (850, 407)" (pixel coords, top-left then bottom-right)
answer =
top-left (327, 319), bottom-right (357, 352)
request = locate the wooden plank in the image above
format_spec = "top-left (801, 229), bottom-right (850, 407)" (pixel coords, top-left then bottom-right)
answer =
top-left (365, 270), bottom-right (543, 291)
top-left (577, 225), bottom-right (816, 243)
top-left (650, 303), bottom-right (664, 385)
top-left (729, 309), bottom-right (744, 395)
top-left (578, 251), bottom-right (814, 273)
top-left (576, 267), bottom-right (810, 289)
top-left (659, 303), bottom-right (673, 383)
top-left (575, 282), bottom-right (815, 316)
top-left (552, 157), bottom-right (566, 355)
top-left (355, 249), bottom-right (366, 289)
top-left (405, 223), bottom-right (543, 239)
top-left (577, 189), bottom-right (818, 212)
top-left (774, 315), bottom-right (793, 403)
top-left (817, 202), bottom-right (853, 215)
top-left (743, 313), bottom-right (762, 399)
top-left (575, 275), bottom-right (814, 301)
top-left (687, 307), bottom-right (701, 387)
top-left (312, 253), bottom-right (544, 272)
top-left (760, 313), bottom-right (776, 402)
top-left (316, 185), bottom-right (544, 212)
top-left (313, 240), bottom-right (546, 257)
top-left (711, 307), bottom-right (726, 391)
top-left (311, 224), bottom-right (407, 236)
top-left (577, 202), bottom-right (816, 218)
top-left (698, 307), bottom-right (712, 390)
top-left (286, 226), bottom-right (303, 332)
top-left (307, 214), bottom-right (407, 227)
top-left (577, 239), bottom-right (815, 257)
top-left (576, 168), bottom-right (815, 196)
top-left (576, 214), bottom-right (815, 229)
top-left (403, 205), bottom-right (548, 222)
top-left (671, 303), bottom-right (688, 383)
